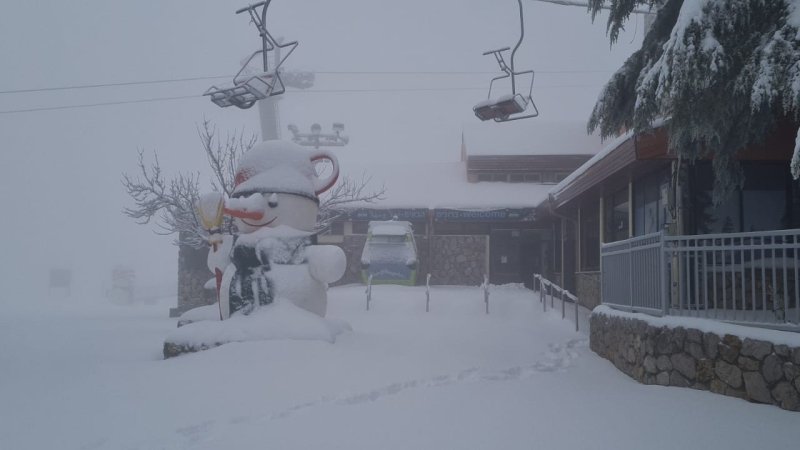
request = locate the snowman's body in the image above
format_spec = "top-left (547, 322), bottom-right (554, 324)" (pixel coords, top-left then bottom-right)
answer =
top-left (203, 140), bottom-right (346, 319)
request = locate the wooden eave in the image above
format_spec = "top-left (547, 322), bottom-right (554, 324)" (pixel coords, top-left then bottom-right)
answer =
top-left (549, 128), bottom-right (671, 209)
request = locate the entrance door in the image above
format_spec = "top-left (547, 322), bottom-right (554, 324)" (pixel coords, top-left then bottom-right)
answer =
top-left (490, 229), bottom-right (542, 286)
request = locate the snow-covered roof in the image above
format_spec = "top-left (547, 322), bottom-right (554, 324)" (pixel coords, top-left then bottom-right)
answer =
top-left (368, 221), bottom-right (413, 236)
top-left (336, 160), bottom-right (552, 210)
top-left (463, 120), bottom-right (603, 157)
top-left (542, 119), bottom-right (670, 208)
top-left (544, 130), bottom-right (635, 206)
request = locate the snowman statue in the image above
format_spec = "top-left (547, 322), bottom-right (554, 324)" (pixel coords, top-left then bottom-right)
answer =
top-left (197, 140), bottom-right (346, 319)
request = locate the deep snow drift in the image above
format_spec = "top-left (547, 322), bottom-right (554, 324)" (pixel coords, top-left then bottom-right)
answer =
top-left (1, 284), bottom-right (798, 450)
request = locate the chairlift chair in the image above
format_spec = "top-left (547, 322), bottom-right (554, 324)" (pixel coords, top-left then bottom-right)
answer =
top-left (204, 1), bottom-right (298, 109)
top-left (473, 0), bottom-right (539, 122)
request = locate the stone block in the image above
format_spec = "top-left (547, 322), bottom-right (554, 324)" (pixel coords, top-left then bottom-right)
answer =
top-left (656, 355), bottom-right (672, 372)
top-left (718, 344), bottom-right (739, 364)
top-left (670, 371), bottom-right (691, 388)
top-left (686, 342), bottom-right (705, 361)
top-left (671, 327), bottom-right (687, 350)
top-left (643, 355), bottom-right (658, 374)
top-left (722, 334), bottom-right (742, 349)
top-left (710, 379), bottom-right (727, 395)
top-left (671, 353), bottom-right (697, 380)
top-left (715, 361), bottom-right (743, 389)
top-left (656, 331), bottom-right (677, 355)
top-left (737, 356), bottom-right (759, 372)
top-left (741, 338), bottom-right (772, 360)
top-left (696, 359), bottom-right (714, 383)
top-left (792, 347), bottom-right (800, 365)
top-left (762, 354), bottom-right (784, 384)
top-left (645, 336), bottom-right (655, 355)
top-left (703, 332), bottom-right (720, 359)
top-left (743, 371), bottom-right (773, 404)
top-left (725, 388), bottom-right (747, 400)
top-left (771, 382), bottom-right (800, 411)
top-left (774, 344), bottom-right (790, 358)
top-left (657, 371), bottom-right (670, 386)
top-left (686, 328), bottom-right (702, 344)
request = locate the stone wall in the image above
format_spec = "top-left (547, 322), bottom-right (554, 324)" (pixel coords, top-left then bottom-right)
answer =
top-left (334, 235), bottom-right (368, 286)
top-left (575, 271), bottom-right (601, 309)
top-left (590, 310), bottom-right (800, 411)
top-left (333, 234), bottom-right (481, 286)
top-left (172, 243), bottom-right (215, 317)
top-left (177, 232), bottom-right (489, 311)
top-left (430, 235), bottom-right (487, 286)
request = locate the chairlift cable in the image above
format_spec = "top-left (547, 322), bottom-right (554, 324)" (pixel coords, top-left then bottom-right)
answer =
top-left (0, 70), bottom-right (613, 95)
top-left (0, 84), bottom-right (607, 115)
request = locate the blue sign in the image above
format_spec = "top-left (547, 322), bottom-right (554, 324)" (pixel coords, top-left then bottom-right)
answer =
top-left (347, 209), bottom-right (428, 221)
top-left (434, 208), bottom-right (536, 222)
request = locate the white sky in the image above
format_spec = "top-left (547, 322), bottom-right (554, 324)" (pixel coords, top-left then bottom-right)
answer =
top-left (0, 0), bottom-right (642, 298)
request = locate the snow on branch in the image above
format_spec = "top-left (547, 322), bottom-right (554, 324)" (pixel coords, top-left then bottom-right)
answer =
top-left (590, 0), bottom-right (800, 203)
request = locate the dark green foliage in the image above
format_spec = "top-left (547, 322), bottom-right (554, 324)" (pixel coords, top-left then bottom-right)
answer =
top-left (588, 0), bottom-right (800, 205)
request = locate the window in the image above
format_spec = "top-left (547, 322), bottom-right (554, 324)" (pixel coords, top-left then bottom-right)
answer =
top-left (580, 201), bottom-right (600, 271)
top-left (542, 172), bottom-right (556, 184)
top-left (524, 173), bottom-right (542, 183)
top-left (477, 173), bottom-right (492, 182)
top-left (742, 164), bottom-right (787, 231)
top-left (604, 186), bottom-right (629, 242)
top-left (555, 172), bottom-right (570, 182)
top-left (509, 173), bottom-right (524, 183)
top-left (633, 170), bottom-right (669, 236)
top-left (433, 222), bottom-right (464, 235)
top-left (463, 223), bottom-right (490, 235)
top-left (493, 173), bottom-right (509, 182)
top-left (327, 220), bottom-right (344, 235)
top-left (352, 221), bottom-right (369, 234)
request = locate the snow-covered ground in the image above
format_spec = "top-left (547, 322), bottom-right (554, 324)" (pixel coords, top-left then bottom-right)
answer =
top-left (1, 284), bottom-right (798, 450)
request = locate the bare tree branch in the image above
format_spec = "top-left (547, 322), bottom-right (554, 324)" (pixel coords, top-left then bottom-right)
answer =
top-left (123, 121), bottom-right (385, 247)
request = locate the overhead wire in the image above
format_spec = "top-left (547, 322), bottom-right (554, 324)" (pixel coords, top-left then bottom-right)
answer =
top-left (0, 83), bottom-right (610, 115)
top-left (0, 69), bottom-right (613, 95)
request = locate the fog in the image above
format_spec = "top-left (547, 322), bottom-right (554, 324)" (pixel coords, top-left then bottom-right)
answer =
top-left (0, 0), bottom-right (641, 303)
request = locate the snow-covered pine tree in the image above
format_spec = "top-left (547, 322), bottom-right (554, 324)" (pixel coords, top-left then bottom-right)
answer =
top-left (587, 0), bottom-right (800, 205)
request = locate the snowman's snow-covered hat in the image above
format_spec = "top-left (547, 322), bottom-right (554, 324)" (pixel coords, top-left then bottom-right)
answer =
top-left (232, 140), bottom-right (339, 202)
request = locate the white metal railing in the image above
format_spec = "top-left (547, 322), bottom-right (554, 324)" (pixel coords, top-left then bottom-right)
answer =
top-left (482, 274), bottom-right (490, 314)
top-left (600, 229), bottom-right (800, 331)
top-left (600, 231), bottom-right (666, 316)
top-left (534, 274), bottom-right (580, 332)
top-left (425, 273), bottom-right (432, 312)
top-left (365, 274), bottom-right (373, 311)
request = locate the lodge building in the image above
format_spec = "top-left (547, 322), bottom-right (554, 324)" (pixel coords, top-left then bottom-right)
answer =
top-left (536, 121), bottom-right (800, 310)
top-left (323, 121), bottom-right (598, 287)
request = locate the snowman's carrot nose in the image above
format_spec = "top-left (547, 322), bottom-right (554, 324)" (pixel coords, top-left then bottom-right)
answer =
top-left (224, 207), bottom-right (264, 221)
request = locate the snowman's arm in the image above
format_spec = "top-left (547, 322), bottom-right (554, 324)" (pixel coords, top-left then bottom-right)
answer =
top-left (305, 245), bottom-right (346, 284)
top-left (207, 234), bottom-right (234, 274)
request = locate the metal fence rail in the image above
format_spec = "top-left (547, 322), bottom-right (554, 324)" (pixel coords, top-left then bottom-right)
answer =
top-left (601, 232), bottom-right (665, 316)
top-left (600, 229), bottom-right (800, 331)
top-left (534, 274), bottom-right (580, 332)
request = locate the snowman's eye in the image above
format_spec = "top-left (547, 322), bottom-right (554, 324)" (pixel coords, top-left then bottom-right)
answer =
top-left (268, 193), bottom-right (278, 208)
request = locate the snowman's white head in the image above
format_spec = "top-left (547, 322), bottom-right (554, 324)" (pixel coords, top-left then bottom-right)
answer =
top-left (223, 140), bottom-right (339, 233)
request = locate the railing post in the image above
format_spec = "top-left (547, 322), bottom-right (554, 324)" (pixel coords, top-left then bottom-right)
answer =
top-left (366, 274), bottom-right (373, 311)
top-left (571, 290), bottom-right (579, 332)
top-left (483, 274), bottom-right (490, 315)
top-left (425, 273), bottom-right (431, 313)
top-left (561, 286), bottom-right (566, 319)
top-left (542, 280), bottom-right (546, 312)
top-left (660, 231), bottom-right (668, 316)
